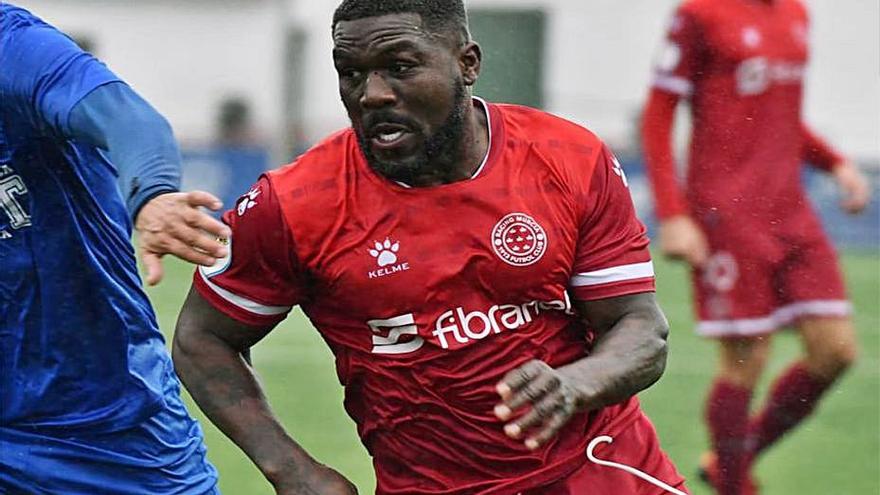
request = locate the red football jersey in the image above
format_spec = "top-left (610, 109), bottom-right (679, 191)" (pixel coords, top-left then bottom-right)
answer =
top-left (195, 100), bottom-right (656, 494)
top-left (651, 0), bottom-right (815, 219)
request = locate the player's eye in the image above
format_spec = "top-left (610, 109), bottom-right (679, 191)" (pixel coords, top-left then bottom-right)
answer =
top-left (389, 62), bottom-right (414, 76)
top-left (338, 67), bottom-right (363, 81)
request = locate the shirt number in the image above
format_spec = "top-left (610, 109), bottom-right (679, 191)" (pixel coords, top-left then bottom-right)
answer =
top-left (0, 174), bottom-right (32, 229)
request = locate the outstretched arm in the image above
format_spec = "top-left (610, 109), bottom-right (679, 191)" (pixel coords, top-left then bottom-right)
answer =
top-left (495, 292), bottom-right (669, 449)
top-left (1, 13), bottom-right (229, 284)
top-left (174, 287), bottom-right (357, 495)
top-left (69, 83), bottom-right (231, 284)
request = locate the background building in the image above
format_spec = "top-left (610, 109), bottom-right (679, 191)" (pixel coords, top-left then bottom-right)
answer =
top-left (16, 0), bottom-right (879, 159)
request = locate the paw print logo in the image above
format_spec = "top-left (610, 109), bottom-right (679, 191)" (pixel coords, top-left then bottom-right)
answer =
top-left (369, 238), bottom-right (400, 267)
top-left (611, 155), bottom-right (628, 187)
top-left (237, 188), bottom-right (261, 216)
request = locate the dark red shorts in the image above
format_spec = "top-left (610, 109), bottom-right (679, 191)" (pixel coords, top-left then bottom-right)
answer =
top-left (523, 412), bottom-right (689, 495)
top-left (693, 228), bottom-right (849, 338)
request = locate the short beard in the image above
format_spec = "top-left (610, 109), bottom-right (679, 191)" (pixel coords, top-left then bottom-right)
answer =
top-left (356, 80), bottom-right (468, 185)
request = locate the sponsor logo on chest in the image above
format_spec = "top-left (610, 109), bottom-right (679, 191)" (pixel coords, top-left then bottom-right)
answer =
top-left (367, 237), bottom-right (410, 279)
top-left (432, 293), bottom-right (574, 350)
top-left (736, 57), bottom-right (804, 96)
top-left (364, 293), bottom-right (574, 355)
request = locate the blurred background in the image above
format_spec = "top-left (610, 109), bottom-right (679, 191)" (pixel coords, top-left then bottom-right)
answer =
top-left (14, 0), bottom-right (879, 493)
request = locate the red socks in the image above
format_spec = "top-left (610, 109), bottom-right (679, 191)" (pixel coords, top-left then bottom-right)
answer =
top-left (706, 380), bottom-right (752, 495)
top-left (706, 365), bottom-right (833, 494)
top-left (748, 362), bottom-right (832, 456)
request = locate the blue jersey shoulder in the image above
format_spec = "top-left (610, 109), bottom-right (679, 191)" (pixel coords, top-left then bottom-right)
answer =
top-left (1, 3), bottom-right (120, 138)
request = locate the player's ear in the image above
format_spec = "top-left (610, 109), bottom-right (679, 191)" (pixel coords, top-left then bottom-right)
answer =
top-left (459, 41), bottom-right (481, 86)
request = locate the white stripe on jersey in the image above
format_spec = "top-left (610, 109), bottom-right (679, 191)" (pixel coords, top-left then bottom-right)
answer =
top-left (198, 269), bottom-right (291, 316)
top-left (651, 74), bottom-right (693, 96)
top-left (569, 261), bottom-right (655, 287)
top-left (696, 299), bottom-right (852, 336)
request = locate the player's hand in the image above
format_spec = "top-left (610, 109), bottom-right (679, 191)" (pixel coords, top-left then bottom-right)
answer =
top-left (494, 360), bottom-right (590, 450)
top-left (273, 462), bottom-right (358, 495)
top-left (832, 161), bottom-right (871, 214)
top-left (658, 215), bottom-right (709, 268)
top-left (135, 191), bottom-right (231, 286)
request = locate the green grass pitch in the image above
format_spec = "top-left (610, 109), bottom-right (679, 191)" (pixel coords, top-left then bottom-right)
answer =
top-left (146, 252), bottom-right (879, 494)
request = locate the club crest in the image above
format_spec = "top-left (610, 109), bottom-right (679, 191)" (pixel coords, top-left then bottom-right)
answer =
top-left (491, 213), bottom-right (547, 267)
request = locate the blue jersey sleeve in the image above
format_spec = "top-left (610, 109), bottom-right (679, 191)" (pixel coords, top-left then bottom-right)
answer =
top-left (70, 83), bottom-right (182, 220)
top-left (0, 8), bottom-right (120, 137)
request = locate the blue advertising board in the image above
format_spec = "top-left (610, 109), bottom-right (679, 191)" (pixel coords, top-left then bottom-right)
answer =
top-left (181, 147), bottom-right (878, 250)
top-left (619, 156), bottom-right (879, 250)
top-left (181, 146), bottom-right (271, 216)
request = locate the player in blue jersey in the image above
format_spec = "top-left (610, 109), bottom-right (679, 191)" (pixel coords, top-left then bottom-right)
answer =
top-left (1, 4), bottom-right (226, 494)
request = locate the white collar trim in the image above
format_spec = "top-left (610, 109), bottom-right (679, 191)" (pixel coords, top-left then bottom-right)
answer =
top-left (394, 96), bottom-right (492, 188)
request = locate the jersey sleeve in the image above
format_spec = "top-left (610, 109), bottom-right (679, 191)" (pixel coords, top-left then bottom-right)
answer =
top-left (0, 14), bottom-right (121, 137)
top-left (193, 176), bottom-right (307, 327)
top-left (569, 146), bottom-right (655, 301)
top-left (650, 6), bottom-right (704, 97)
top-left (641, 89), bottom-right (688, 219)
top-left (801, 123), bottom-right (844, 172)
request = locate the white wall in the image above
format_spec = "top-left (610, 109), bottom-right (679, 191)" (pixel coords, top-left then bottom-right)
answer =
top-left (14, 0), bottom-right (288, 147)
top-left (804, 0), bottom-right (880, 161)
top-left (290, 0), bottom-right (879, 159)
top-left (14, 0), bottom-right (879, 160)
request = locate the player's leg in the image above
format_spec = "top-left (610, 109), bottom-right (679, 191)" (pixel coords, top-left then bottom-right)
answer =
top-left (716, 336), bottom-right (773, 389)
top-left (702, 336), bottom-right (770, 495)
top-left (747, 235), bottom-right (855, 459)
top-left (747, 317), bottom-right (856, 458)
top-left (800, 316), bottom-right (857, 380)
top-left (693, 247), bottom-right (777, 495)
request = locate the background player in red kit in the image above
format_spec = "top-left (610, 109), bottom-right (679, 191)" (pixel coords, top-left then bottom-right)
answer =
top-left (173, 1), bottom-right (690, 493)
top-left (641, 0), bottom-right (871, 494)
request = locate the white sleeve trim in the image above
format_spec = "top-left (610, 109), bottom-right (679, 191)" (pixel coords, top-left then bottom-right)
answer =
top-left (569, 261), bottom-right (655, 288)
top-left (651, 74), bottom-right (693, 96)
top-left (198, 269), bottom-right (291, 316)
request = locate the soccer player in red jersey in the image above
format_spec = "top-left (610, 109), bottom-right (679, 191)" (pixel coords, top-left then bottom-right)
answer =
top-left (641, 1), bottom-right (871, 494)
top-left (173, 1), bottom-right (691, 493)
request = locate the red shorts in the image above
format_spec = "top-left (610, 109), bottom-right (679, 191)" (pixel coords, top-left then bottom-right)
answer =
top-left (522, 412), bottom-right (689, 495)
top-left (693, 220), bottom-right (850, 337)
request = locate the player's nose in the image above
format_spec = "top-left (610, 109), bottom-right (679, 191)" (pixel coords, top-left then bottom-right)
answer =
top-left (360, 71), bottom-right (396, 109)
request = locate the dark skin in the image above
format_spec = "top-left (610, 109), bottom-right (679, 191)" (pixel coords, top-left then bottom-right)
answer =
top-left (332, 13), bottom-right (487, 186)
top-left (174, 289), bottom-right (356, 494)
top-left (174, 12), bottom-right (670, 495)
top-left (494, 293), bottom-right (669, 450)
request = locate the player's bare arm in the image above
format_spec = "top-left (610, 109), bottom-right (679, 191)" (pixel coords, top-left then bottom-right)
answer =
top-left (173, 288), bottom-right (357, 495)
top-left (495, 292), bottom-right (669, 449)
top-left (831, 160), bottom-right (871, 214)
top-left (658, 215), bottom-right (709, 268)
top-left (801, 124), bottom-right (871, 214)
